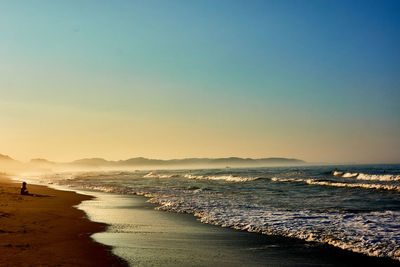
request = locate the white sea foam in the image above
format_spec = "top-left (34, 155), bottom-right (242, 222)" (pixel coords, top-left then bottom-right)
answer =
top-left (332, 171), bottom-right (344, 176)
top-left (183, 174), bottom-right (259, 182)
top-left (143, 172), bottom-right (179, 178)
top-left (142, 172), bottom-right (258, 182)
top-left (357, 173), bottom-right (400, 181)
top-left (151, 193), bottom-right (400, 261)
top-left (342, 172), bottom-right (359, 178)
top-left (333, 171), bottom-right (400, 181)
top-left (271, 177), bottom-right (400, 192)
top-left (306, 180), bottom-right (400, 191)
top-left (271, 177), bottom-right (292, 182)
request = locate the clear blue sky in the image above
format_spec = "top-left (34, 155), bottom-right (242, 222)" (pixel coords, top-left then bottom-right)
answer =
top-left (0, 0), bottom-right (399, 163)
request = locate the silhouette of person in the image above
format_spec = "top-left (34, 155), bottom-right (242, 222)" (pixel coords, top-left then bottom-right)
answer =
top-left (20, 182), bottom-right (32, 196)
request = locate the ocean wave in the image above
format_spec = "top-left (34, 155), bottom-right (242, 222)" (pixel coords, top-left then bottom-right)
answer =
top-left (332, 171), bottom-right (400, 181)
top-left (183, 174), bottom-right (259, 182)
top-left (306, 180), bottom-right (400, 192)
top-left (37, 171), bottom-right (134, 182)
top-left (57, 179), bottom-right (400, 261)
top-left (27, 168), bottom-right (400, 262)
top-left (357, 173), bottom-right (400, 181)
top-left (152, 195), bottom-right (400, 261)
top-left (271, 177), bottom-right (400, 192)
top-left (205, 210), bottom-right (400, 261)
top-left (143, 172), bottom-right (179, 179)
top-left (73, 184), bottom-right (135, 195)
top-left (54, 180), bottom-right (400, 261)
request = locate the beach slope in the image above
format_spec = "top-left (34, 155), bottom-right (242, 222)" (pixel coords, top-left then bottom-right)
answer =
top-left (0, 176), bottom-right (127, 267)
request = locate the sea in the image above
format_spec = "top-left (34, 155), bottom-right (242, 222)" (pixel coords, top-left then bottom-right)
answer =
top-left (23, 164), bottom-right (400, 263)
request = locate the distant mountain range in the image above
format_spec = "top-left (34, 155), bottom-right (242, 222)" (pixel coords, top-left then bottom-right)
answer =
top-left (0, 153), bottom-right (305, 171)
top-left (70, 157), bottom-right (305, 167)
top-left (0, 154), bottom-right (15, 161)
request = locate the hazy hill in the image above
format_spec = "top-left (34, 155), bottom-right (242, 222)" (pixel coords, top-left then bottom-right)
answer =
top-left (30, 158), bottom-right (56, 164)
top-left (29, 158), bottom-right (56, 169)
top-left (0, 153), bottom-right (24, 172)
top-left (69, 157), bottom-right (305, 168)
top-left (71, 158), bottom-right (111, 166)
top-left (1, 153), bottom-right (305, 172)
top-left (0, 154), bottom-right (15, 161)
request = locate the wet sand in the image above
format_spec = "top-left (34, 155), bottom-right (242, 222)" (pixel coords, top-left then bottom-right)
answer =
top-left (0, 176), bottom-right (127, 267)
top-left (77, 191), bottom-right (400, 267)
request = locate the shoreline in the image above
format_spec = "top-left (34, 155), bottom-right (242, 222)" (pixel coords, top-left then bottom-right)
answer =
top-left (77, 190), bottom-right (400, 266)
top-left (0, 175), bottom-right (128, 267)
top-left (5, 173), bottom-right (400, 266)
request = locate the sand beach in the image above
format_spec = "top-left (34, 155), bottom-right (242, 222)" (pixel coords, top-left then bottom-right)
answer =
top-left (0, 176), bottom-right (127, 267)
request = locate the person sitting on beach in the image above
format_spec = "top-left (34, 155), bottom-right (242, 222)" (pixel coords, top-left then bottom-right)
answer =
top-left (19, 182), bottom-right (52, 197)
top-left (20, 182), bottom-right (32, 196)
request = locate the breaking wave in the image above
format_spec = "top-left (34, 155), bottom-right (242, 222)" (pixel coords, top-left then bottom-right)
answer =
top-left (23, 165), bottom-right (400, 262)
top-left (196, 209), bottom-right (400, 261)
top-left (141, 172), bottom-right (260, 182)
top-left (183, 174), bottom-right (260, 182)
top-left (65, 182), bottom-right (400, 261)
top-left (143, 172), bottom-right (180, 179)
top-left (271, 177), bottom-right (400, 192)
top-left (333, 171), bottom-right (400, 181)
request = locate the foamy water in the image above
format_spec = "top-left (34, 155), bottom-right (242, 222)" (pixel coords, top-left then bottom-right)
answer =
top-left (271, 177), bottom-right (400, 192)
top-left (25, 164), bottom-right (400, 261)
top-left (333, 171), bottom-right (400, 181)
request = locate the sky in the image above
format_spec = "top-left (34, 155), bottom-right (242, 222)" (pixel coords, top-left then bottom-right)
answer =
top-left (0, 0), bottom-right (399, 163)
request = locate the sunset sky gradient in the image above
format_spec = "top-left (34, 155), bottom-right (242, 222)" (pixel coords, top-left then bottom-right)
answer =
top-left (1, 0), bottom-right (399, 163)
